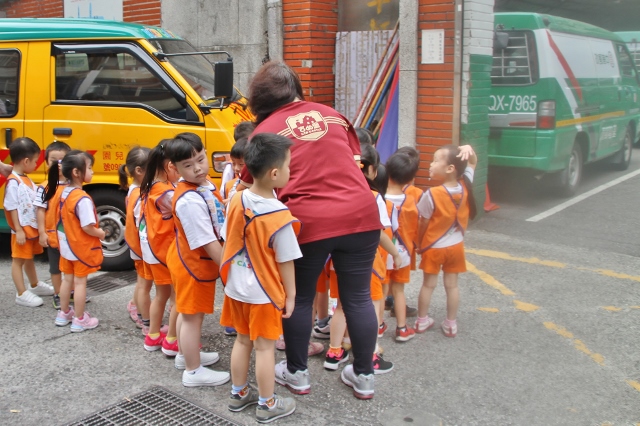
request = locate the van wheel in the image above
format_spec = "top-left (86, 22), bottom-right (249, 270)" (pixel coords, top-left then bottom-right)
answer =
top-left (89, 188), bottom-right (133, 271)
top-left (557, 142), bottom-right (583, 197)
top-left (610, 126), bottom-right (632, 171)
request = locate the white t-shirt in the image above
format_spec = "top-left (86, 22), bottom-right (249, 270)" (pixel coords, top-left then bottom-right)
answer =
top-left (221, 190), bottom-right (302, 304)
top-left (127, 184), bottom-right (142, 261)
top-left (383, 193), bottom-right (411, 269)
top-left (417, 167), bottom-right (475, 249)
top-left (220, 163), bottom-right (235, 198)
top-left (33, 181), bottom-right (67, 210)
top-left (175, 190), bottom-right (218, 250)
top-left (140, 186), bottom-right (173, 264)
top-left (58, 187), bottom-right (97, 261)
top-left (374, 193), bottom-right (392, 229)
top-left (5, 174), bottom-right (39, 234)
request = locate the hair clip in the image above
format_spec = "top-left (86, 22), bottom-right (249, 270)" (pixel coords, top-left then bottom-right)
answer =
top-left (159, 144), bottom-right (164, 152)
top-left (57, 160), bottom-right (62, 164)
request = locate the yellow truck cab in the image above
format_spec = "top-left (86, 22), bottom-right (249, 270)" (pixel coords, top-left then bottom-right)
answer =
top-left (0, 18), bottom-right (252, 270)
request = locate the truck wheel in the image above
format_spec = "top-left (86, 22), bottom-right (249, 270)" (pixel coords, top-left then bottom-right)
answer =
top-left (89, 187), bottom-right (133, 271)
top-left (557, 142), bottom-right (583, 197)
top-left (610, 126), bottom-right (632, 171)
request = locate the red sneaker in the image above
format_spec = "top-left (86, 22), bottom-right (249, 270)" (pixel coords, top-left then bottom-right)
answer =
top-left (395, 326), bottom-right (416, 342)
top-left (378, 322), bottom-right (388, 337)
top-left (143, 333), bottom-right (165, 352)
top-left (162, 338), bottom-right (179, 356)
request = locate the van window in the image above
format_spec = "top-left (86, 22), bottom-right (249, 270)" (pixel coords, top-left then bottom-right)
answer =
top-left (0, 50), bottom-right (20, 117)
top-left (492, 31), bottom-right (539, 86)
top-left (55, 51), bottom-right (188, 120)
top-left (616, 44), bottom-right (636, 78)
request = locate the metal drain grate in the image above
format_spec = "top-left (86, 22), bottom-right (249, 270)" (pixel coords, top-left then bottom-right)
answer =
top-left (87, 270), bottom-right (137, 296)
top-left (65, 386), bottom-right (241, 426)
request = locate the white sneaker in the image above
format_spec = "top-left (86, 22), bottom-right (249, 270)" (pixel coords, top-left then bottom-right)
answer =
top-left (182, 366), bottom-right (230, 387)
top-left (28, 281), bottom-right (54, 296)
top-left (16, 291), bottom-right (43, 307)
top-left (175, 352), bottom-right (220, 370)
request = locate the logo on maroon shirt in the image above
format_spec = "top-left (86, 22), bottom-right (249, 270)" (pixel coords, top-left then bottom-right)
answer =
top-left (285, 111), bottom-right (328, 141)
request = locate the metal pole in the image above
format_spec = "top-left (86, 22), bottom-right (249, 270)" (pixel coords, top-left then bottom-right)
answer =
top-left (452, 0), bottom-right (464, 145)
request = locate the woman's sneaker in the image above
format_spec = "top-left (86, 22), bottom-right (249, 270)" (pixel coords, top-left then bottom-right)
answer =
top-left (55, 307), bottom-right (75, 326)
top-left (372, 353), bottom-right (394, 375)
top-left (228, 384), bottom-right (259, 412)
top-left (341, 364), bottom-right (374, 400)
top-left (395, 326), bottom-right (416, 342)
top-left (274, 360), bottom-right (311, 395)
top-left (182, 367), bottom-right (230, 387)
top-left (15, 291), bottom-right (43, 308)
top-left (256, 395), bottom-right (296, 423)
top-left (70, 312), bottom-right (99, 332)
top-left (324, 348), bottom-right (349, 371)
top-left (174, 352), bottom-right (220, 370)
top-left (29, 281), bottom-right (54, 296)
top-left (415, 317), bottom-right (435, 334)
top-left (442, 320), bottom-right (457, 337)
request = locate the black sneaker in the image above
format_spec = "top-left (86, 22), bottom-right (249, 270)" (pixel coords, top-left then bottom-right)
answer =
top-left (312, 317), bottom-right (331, 339)
top-left (52, 294), bottom-right (60, 310)
top-left (384, 296), bottom-right (394, 311)
top-left (390, 305), bottom-right (418, 318)
top-left (373, 353), bottom-right (394, 375)
top-left (323, 348), bottom-right (349, 370)
top-left (70, 291), bottom-right (91, 304)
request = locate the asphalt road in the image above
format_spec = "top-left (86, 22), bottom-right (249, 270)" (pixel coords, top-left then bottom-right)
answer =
top-left (0, 151), bottom-right (639, 425)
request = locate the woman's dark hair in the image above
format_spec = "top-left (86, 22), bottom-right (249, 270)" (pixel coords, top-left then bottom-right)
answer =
top-left (355, 127), bottom-right (374, 145)
top-left (43, 150), bottom-right (89, 202)
top-left (248, 61), bottom-right (304, 125)
top-left (231, 137), bottom-right (249, 159)
top-left (244, 133), bottom-right (293, 179)
top-left (45, 141), bottom-right (71, 162)
top-left (360, 143), bottom-right (380, 192)
top-left (140, 139), bottom-right (173, 197)
top-left (234, 121), bottom-right (255, 141)
top-left (118, 146), bottom-right (150, 191)
top-left (386, 151), bottom-right (419, 185)
top-left (373, 164), bottom-right (388, 197)
top-left (441, 144), bottom-right (477, 220)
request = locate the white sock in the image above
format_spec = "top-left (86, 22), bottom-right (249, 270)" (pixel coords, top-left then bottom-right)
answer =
top-left (186, 365), bottom-right (202, 375)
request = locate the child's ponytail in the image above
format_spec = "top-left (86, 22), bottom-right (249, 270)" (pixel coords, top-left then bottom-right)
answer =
top-left (360, 143), bottom-right (381, 193)
top-left (42, 161), bottom-right (61, 203)
top-left (140, 139), bottom-right (172, 197)
top-left (118, 164), bottom-right (129, 191)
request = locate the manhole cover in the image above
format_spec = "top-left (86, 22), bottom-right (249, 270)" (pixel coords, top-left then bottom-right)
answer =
top-left (65, 386), bottom-right (241, 426)
top-left (87, 270), bottom-right (137, 296)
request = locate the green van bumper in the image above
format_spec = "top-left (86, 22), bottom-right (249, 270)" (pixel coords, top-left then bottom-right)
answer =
top-left (488, 128), bottom-right (568, 172)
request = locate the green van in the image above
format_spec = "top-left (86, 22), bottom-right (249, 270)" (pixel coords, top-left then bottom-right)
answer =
top-left (490, 13), bottom-right (640, 195)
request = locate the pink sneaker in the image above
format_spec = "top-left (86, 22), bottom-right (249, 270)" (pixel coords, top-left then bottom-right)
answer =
top-left (144, 333), bottom-right (165, 351)
top-left (55, 308), bottom-right (75, 326)
top-left (127, 301), bottom-right (138, 323)
top-left (162, 338), bottom-right (179, 356)
top-left (308, 341), bottom-right (324, 356)
top-left (442, 320), bottom-right (457, 338)
top-left (415, 317), bottom-right (435, 334)
top-left (70, 312), bottom-right (99, 332)
top-left (275, 335), bottom-right (286, 351)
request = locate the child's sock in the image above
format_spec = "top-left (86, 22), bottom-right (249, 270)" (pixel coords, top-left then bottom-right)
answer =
top-left (316, 316), bottom-right (330, 328)
top-left (148, 332), bottom-right (160, 339)
top-left (444, 318), bottom-right (457, 327)
top-left (258, 395), bottom-right (274, 406)
top-left (185, 366), bottom-right (202, 375)
top-left (327, 346), bottom-right (342, 355)
top-left (165, 336), bottom-right (177, 343)
top-left (417, 315), bottom-right (430, 324)
top-left (231, 383), bottom-right (248, 395)
top-left (396, 326), bottom-right (407, 332)
top-left (142, 319), bottom-right (150, 327)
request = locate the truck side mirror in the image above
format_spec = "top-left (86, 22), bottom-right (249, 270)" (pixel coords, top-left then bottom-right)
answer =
top-left (214, 61), bottom-right (234, 99)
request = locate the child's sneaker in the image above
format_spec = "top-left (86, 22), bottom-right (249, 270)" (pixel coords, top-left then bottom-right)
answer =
top-left (378, 321), bottom-right (388, 337)
top-left (395, 326), bottom-right (416, 342)
top-left (228, 384), bottom-right (259, 412)
top-left (126, 301), bottom-right (138, 322)
top-left (70, 291), bottom-right (90, 304)
top-left (223, 327), bottom-right (237, 336)
top-left (415, 316), bottom-right (435, 334)
top-left (340, 364), bottom-right (374, 400)
top-left (274, 360), bottom-right (310, 395)
top-left (15, 291), bottom-right (43, 307)
top-left (182, 367), bottom-right (230, 387)
top-left (323, 348), bottom-right (349, 371)
top-left (256, 395), bottom-right (296, 423)
top-left (161, 338), bottom-right (179, 356)
top-left (143, 333), bottom-right (165, 351)
top-left (311, 317), bottom-right (331, 339)
top-left (52, 294), bottom-right (61, 310)
top-left (70, 312), bottom-right (99, 332)
top-left (275, 335), bottom-right (286, 351)
top-left (390, 305), bottom-right (418, 318)
top-left (442, 320), bottom-right (457, 337)
top-left (307, 341), bottom-right (324, 356)
top-left (29, 281), bottom-right (54, 297)
top-left (174, 352), bottom-right (220, 370)
top-left (372, 353), bottom-right (394, 375)
top-left (55, 307), bottom-right (75, 326)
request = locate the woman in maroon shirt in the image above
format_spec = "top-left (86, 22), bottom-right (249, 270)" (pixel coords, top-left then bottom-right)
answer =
top-left (242, 61), bottom-right (381, 399)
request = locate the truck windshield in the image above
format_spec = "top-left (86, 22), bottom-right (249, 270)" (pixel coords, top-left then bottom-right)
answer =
top-left (150, 39), bottom-right (239, 105)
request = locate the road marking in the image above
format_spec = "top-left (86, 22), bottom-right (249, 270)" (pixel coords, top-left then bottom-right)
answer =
top-left (526, 168), bottom-right (640, 222)
top-left (544, 322), bottom-right (605, 366)
top-left (477, 307), bottom-right (499, 313)
top-left (514, 300), bottom-right (539, 312)
top-left (577, 267), bottom-right (640, 283)
top-left (602, 306), bottom-right (623, 312)
top-left (466, 262), bottom-right (515, 296)
top-left (626, 380), bottom-right (640, 393)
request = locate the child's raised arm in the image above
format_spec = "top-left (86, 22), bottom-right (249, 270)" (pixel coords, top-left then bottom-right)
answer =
top-left (457, 145), bottom-right (477, 170)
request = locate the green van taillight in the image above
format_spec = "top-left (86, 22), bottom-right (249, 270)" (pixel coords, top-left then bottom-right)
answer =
top-left (537, 100), bottom-right (556, 129)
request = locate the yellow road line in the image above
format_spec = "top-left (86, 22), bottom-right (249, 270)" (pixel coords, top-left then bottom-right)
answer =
top-left (602, 306), bottom-right (623, 312)
top-left (477, 307), bottom-right (500, 313)
top-left (626, 380), bottom-right (640, 393)
top-left (514, 300), bottom-right (539, 312)
top-left (466, 262), bottom-right (515, 296)
top-left (544, 322), bottom-right (605, 366)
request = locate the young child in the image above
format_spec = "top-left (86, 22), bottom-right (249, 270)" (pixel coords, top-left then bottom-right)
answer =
top-left (139, 140), bottom-right (180, 355)
top-left (221, 120), bottom-right (254, 197)
top-left (222, 137), bottom-right (249, 202)
top-left (415, 145), bottom-right (477, 337)
top-left (385, 150), bottom-right (420, 342)
top-left (163, 133), bottom-right (230, 387)
top-left (5, 137), bottom-right (53, 307)
top-left (220, 133), bottom-right (299, 423)
top-left (47, 151), bottom-right (105, 331)
top-left (35, 141), bottom-right (71, 309)
top-left (119, 147), bottom-right (154, 333)
top-left (324, 143), bottom-right (398, 374)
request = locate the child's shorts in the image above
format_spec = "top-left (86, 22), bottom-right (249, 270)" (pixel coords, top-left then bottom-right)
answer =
top-left (48, 247), bottom-right (61, 274)
top-left (420, 242), bottom-right (467, 274)
top-left (370, 273), bottom-right (383, 301)
top-left (11, 235), bottom-right (43, 259)
top-left (220, 297), bottom-right (282, 341)
top-left (59, 257), bottom-right (100, 278)
top-left (171, 266), bottom-right (214, 315)
top-left (386, 266), bottom-right (411, 284)
top-left (147, 262), bottom-right (172, 285)
top-left (135, 259), bottom-right (152, 280)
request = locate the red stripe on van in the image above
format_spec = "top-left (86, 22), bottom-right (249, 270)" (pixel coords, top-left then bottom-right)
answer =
top-left (546, 30), bottom-right (583, 101)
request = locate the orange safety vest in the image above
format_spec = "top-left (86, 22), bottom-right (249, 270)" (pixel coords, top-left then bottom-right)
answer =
top-left (171, 181), bottom-right (221, 282)
top-left (395, 193), bottom-right (419, 254)
top-left (43, 183), bottom-right (68, 248)
top-left (372, 190), bottom-right (393, 279)
top-left (220, 192), bottom-right (301, 310)
top-left (6, 174), bottom-right (39, 239)
top-left (140, 181), bottom-right (175, 266)
top-left (59, 188), bottom-right (103, 267)
top-left (403, 184), bottom-right (423, 270)
top-left (124, 186), bottom-right (142, 259)
top-left (417, 182), bottom-right (469, 253)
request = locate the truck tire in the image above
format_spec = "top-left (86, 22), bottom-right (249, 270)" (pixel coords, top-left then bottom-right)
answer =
top-left (89, 187), bottom-right (133, 271)
top-left (610, 126), bottom-right (632, 171)
top-left (557, 142), bottom-right (583, 197)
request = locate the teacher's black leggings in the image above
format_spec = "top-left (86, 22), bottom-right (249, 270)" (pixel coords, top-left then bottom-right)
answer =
top-left (283, 229), bottom-right (379, 376)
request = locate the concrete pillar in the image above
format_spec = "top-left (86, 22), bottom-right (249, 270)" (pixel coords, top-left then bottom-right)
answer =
top-left (398, 0), bottom-right (418, 148)
top-left (267, 0), bottom-right (283, 61)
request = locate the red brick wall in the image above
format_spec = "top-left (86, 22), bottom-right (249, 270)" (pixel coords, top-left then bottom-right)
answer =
top-left (0, 0), bottom-right (161, 26)
top-left (415, 0), bottom-right (456, 188)
top-left (282, 0), bottom-right (338, 106)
